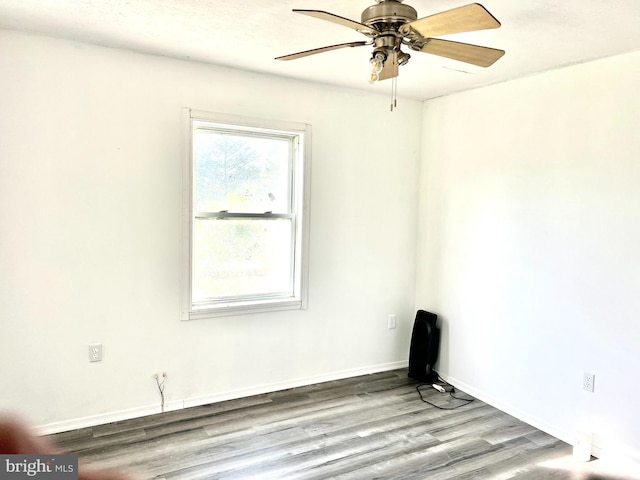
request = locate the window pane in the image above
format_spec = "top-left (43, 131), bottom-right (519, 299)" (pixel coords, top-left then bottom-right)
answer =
top-left (192, 218), bottom-right (293, 302)
top-left (194, 130), bottom-right (291, 213)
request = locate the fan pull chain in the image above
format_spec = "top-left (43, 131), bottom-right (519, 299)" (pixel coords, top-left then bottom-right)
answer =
top-left (390, 76), bottom-right (398, 111)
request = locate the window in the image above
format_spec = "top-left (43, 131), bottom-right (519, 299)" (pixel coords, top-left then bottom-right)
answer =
top-left (182, 110), bottom-right (310, 319)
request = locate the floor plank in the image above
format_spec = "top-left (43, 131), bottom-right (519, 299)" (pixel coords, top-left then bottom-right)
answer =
top-left (50, 369), bottom-right (640, 479)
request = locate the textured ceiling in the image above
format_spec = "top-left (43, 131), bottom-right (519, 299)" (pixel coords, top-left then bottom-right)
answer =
top-left (0, 0), bottom-right (639, 100)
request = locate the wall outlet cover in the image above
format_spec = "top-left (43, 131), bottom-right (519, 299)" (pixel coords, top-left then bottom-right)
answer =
top-left (583, 372), bottom-right (595, 392)
top-left (89, 344), bottom-right (103, 362)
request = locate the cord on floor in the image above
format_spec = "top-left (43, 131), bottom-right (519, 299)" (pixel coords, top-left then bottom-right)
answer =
top-left (416, 376), bottom-right (475, 410)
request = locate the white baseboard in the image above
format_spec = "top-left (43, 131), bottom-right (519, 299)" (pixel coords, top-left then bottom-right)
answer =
top-left (37, 401), bottom-right (183, 436)
top-left (437, 372), bottom-right (572, 445)
top-left (182, 360), bottom-right (407, 409)
top-left (38, 361), bottom-right (408, 435)
top-left (437, 372), bottom-right (640, 463)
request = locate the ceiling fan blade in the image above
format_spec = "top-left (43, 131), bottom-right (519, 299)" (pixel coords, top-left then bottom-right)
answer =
top-left (293, 10), bottom-right (378, 36)
top-left (378, 51), bottom-right (399, 81)
top-left (401, 3), bottom-right (500, 38)
top-left (420, 38), bottom-right (505, 67)
top-left (275, 41), bottom-right (368, 61)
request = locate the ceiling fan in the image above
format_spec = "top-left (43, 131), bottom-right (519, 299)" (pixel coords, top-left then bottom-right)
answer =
top-left (275, 1), bottom-right (505, 83)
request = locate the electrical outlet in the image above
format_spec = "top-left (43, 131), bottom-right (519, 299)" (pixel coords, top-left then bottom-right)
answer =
top-left (89, 344), bottom-right (103, 362)
top-left (388, 314), bottom-right (397, 330)
top-left (583, 372), bottom-right (595, 392)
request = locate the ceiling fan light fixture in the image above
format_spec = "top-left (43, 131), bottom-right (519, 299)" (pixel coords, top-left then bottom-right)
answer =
top-left (397, 50), bottom-right (411, 66)
top-left (368, 51), bottom-right (386, 83)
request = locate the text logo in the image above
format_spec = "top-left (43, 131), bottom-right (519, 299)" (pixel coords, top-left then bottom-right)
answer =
top-left (0, 455), bottom-right (77, 479)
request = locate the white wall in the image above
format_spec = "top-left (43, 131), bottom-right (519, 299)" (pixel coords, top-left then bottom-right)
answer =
top-left (416, 50), bottom-right (640, 458)
top-left (0, 30), bottom-right (423, 432)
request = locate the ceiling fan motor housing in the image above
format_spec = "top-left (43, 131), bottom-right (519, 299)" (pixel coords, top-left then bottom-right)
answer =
top-left (361, 0), bottom-right (418, 28)
top-left (363, 0), bottom-right (417, 64)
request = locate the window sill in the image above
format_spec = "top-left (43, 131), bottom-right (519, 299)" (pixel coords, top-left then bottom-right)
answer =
top-left (181, 298), bottom-right (304, 320)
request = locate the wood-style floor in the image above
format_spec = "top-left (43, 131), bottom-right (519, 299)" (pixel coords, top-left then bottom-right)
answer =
top-left (50, 370), bottom-right (635, 479)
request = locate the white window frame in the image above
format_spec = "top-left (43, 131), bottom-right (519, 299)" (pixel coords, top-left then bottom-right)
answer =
top-left (181, 109), bottom-right (311, 320)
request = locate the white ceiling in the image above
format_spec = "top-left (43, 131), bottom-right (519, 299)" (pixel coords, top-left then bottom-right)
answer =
top-left (0, 0), bottom-right (639, 101)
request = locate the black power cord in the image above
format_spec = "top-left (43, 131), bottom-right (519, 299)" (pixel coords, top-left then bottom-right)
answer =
top-left (416, 376), bottom-right (475, 410)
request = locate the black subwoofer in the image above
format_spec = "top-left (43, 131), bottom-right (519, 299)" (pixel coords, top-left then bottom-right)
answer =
top-left (408, 310), bottom-right (440, 384)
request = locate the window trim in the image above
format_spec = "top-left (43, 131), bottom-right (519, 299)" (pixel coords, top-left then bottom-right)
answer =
top-left (181, 109), bottom-right (311, 320)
